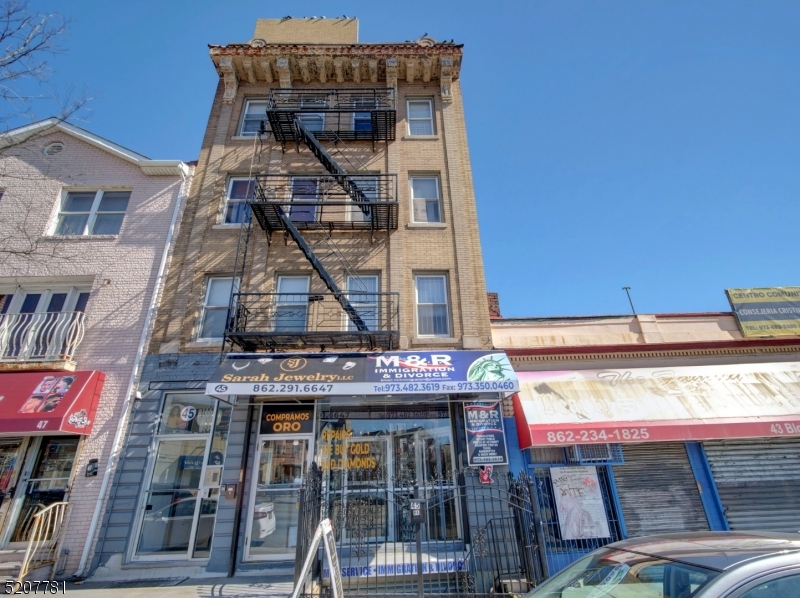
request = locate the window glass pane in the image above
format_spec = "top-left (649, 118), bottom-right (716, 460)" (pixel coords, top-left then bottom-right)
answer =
top-left (91, 213), bottom-right (125, 235)
top-left (159, 394), bottom-right (216, 435)
top-left (426, 201), bottom-right (441, 223)
top-left (245, 101), bottom-right (268, 116)
top-left (229, 179), bottom-right (256, 200)
top-left (409, 120), bottom-right (433, 136)
top-left (56, 214), bottom-right (88, 235)
top-left (417, 277), bottom-right (446, 304)
top-left (207, 278), bottom-right (233, 307)
top-left (411, 178), bottom-right (438, 199)
top-left (408, 101), bottom-right (432, 119)
top-left (241, 119), bottom-right (263, 135)
top-left (62, 192), bottom-right (95, 212)
top-left (741, 574), bottom-right (800, 597)
top-left (200, 308), bottom-right (227, 339)
top-left (225, 202), bottom-right (250, 224)
top-left (348, 276), bottom-right (378, 293)
top-left (418, 306), bottom-right (449, 336)
top-left (298, 113), bottom-right (324, 131)
top-left (46, 293), bottom-right (67, 313)
top-left (277, 277), bottom-right (309, 297)
top-left (98, 192), bottom-right (130, 212)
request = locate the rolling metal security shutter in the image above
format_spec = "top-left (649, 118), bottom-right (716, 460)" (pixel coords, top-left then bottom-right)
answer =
top-left (613, 443), bottom-right (709, 538)
top-left (703, 438), bottom-right (800, 533)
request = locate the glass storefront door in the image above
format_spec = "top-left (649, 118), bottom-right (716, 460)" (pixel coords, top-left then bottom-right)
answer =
top-left (7, 437), bottom-right (78, 544)
top-left (133, 394), bottom-right (229, 561)
top-left (246, 437), bottom-right (309, 559)
top-left (0, 438), bottom-right (26, 533)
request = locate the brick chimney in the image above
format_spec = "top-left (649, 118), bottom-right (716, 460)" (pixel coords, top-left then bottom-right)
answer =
top-left (487, 292), bottom-right (501, 319)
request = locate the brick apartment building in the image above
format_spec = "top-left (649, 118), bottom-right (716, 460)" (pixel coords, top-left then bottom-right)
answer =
top-left (0, 119), bottom-right (188, 579)
top-left (90, 17), bottom-right (531, 592)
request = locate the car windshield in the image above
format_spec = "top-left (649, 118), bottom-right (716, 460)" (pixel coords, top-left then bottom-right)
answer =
top-left (530, 548), bottom-right (720, 598)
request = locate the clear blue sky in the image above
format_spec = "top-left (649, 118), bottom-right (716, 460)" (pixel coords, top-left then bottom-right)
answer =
top-left (22, 0), bottom-right (800, 318)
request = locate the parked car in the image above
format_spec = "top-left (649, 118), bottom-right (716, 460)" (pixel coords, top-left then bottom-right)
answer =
top-left (528, 531), bottom-right (800, 598)
top-left (138, 497), bottom-right (215, 553)
top-left (251, 501), bottom-right (276, 544)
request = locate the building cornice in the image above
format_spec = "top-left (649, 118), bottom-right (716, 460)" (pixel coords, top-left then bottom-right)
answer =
top-left (208, 42), bottom-right (462, 103)
top-left (504, 338), bottom-right (800, 363)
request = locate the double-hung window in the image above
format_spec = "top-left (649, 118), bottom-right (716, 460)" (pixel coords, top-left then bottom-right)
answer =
top-left (415, 275), bottom-right (450, 337)
top-left (274, 276), bottom-right (310, 332)
top-left (410, 176), bottom-right (442, 223)
top-left (239, 100), bottom-right (268, 136)
top-left (54, 190), bottom-right (131, 236)
top-left (198, 277), bottom-right (238, 341)
top-left (407, 99), bottom-right (434, 136)
top-left (297, 96), bottom-right (327, 132)
top-left (346, 275), bottom-right (379, 331)
top-left (352, 96), bottom-right (375, 133)
top-left (224, 178), bottom-right (255, 224)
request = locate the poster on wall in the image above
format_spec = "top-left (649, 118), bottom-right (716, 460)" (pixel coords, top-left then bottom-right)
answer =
top-left (550, 466), bottom-right (610, 540)
top-left (464, 402), bottom-right (508, 466)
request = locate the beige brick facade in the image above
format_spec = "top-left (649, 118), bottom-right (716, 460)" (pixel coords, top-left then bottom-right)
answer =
top-left (150, 36), bottom-right (493, 356)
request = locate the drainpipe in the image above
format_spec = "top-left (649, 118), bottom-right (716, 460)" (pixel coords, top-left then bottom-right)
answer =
top-left (73, 164), bottom-right (190, 578)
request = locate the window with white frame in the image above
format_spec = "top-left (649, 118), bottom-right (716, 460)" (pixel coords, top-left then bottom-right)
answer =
top-left (198, 277), bottom-right (238, 341)
top-left (290, 178), bottom-right (319, 222)
top-left (407, 99), bottom-right (434, 136)
top-left (274, 276), bottom-right (310, 332)
top-left (346, 275), bottom-right (379, 331)
top-left (297, 97), bottom-right (327, 132)
top-left (54, 190), bottom-right (131, 236)
top-left (352, 96), bottom-right (376, 132)
top-left (239, 100), bottom-right (269, 136)
top-left (224, 178), bottom-right (255, 224)
top-left (410, 176), bottom-right (442, 223)
top-left (415, 275), bottom-right (449, 337)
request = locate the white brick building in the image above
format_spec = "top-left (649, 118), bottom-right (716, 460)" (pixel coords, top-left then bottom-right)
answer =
top-left (0, 119), bottom-right (189, 578)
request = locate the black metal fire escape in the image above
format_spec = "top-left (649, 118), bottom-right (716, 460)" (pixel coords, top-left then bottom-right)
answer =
top-left (223, 88), bottom-right (399, 353)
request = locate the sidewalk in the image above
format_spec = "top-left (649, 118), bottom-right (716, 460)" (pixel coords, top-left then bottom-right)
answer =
top-left (64, 575), bottom-right (295, 598)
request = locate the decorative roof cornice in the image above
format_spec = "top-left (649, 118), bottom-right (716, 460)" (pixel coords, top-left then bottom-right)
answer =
top-left (208, 40), bottom-right (463, 104)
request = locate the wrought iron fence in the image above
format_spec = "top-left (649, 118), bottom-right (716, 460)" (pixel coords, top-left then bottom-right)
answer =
top-left (293, 465), bottom-right (544, 598)
top-left (226, 292), bottom-right (400, 351)
top-left (0, 312), bottom-right (85, 362)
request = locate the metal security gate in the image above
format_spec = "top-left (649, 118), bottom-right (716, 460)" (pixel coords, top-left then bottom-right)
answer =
top-left (293, 466), bottom-right (544, 597)
top-left (704, 438), bottom-right (800, 532)
top-left (530, 466), bottom-right (624, 576)
top-left (613, 443), bottom-right (709, 538)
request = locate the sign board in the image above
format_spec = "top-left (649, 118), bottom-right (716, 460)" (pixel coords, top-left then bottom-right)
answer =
top-left (726, 287), bottom-right (800, 338)
top-left (260, 406), bottom-right (314, 435)
top-left (291, 518), bottom-right (341, 598)
top-left (207, 351), bottom-right (519, 398)
top-left (409, 499), bottom-right (427, 524)
top-left (464, 402), bottom-right (509, 466)
top-left (550, 466), bottom-right (610, 540)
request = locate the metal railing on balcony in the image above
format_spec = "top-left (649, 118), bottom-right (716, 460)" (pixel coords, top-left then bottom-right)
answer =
top-left (225, 292), bottom-right (400, 351)
top-left (267, 88), bottom-right (396, 143)
top-left (0, 312), bottom-right (85, 362)
top-left (250, 174), bottom-right (398, 233)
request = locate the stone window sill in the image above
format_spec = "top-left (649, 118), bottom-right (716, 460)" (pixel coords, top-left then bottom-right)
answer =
top-left (411, 336), bottom-right (459, 346)
top-left (185, 340), bottom-right (223, 350)
top-left (212, 224), bottom-right (244, 230)
top-left (44, 234), bottom-right (119, 241)
top-left (402, 135), bottom-right (439, 141)
top-left (407, 223), bottom-right (447, 229)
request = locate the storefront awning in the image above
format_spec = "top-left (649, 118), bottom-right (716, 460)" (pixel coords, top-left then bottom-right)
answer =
top-left (206, 351), bottom-right (519, 401)
top-left (0, 370), bottom-right (105, 436)
top-left (514, 362), bottom-right (800, 448)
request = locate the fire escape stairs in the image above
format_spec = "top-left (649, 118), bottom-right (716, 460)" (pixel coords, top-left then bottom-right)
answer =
top-left (267, 115), bottom-right (379, 333)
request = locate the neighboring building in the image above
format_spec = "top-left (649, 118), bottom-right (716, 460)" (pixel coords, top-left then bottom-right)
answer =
top-left (0, 119), bottom-right (189, 578)
top-left (93, 18), bottom-right (526, 592)
top-left (492, 304), bottom-right (800, 575)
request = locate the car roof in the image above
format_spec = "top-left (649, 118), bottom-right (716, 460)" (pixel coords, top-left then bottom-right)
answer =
top-left (607, 531), bottom-right (800, 571)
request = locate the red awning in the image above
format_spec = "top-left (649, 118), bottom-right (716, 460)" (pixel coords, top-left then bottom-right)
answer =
top-left (513, 363), bottom-right (800, 448)
top-left (0, 371), bottom-right (105, 436)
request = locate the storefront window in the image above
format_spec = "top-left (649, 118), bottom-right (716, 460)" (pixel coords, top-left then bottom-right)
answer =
top-left (315, 404), bottom-right (458, 544)
top-left (158, 394), bottom-right (216, 435)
